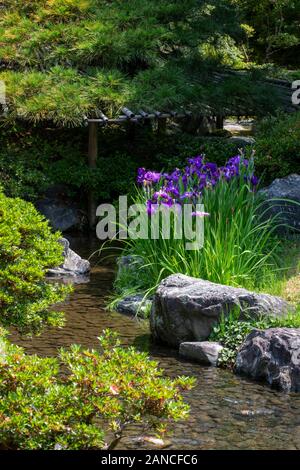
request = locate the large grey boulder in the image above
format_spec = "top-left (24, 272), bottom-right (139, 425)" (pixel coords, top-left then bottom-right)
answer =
top-left (150, 274), bottom-right (292, 347)
top-left (36, 200), bottom-right (80, 232)
top-left (179, 341), bottom-right (223, 366)
top-left (36, 185), bottom-right (84, 232)
top-left (47, 238), bottom-right (90, 282)
top-left (236, 328), bottom-right (300, 392)
top-left (259, 174), bottom-right (300, 232)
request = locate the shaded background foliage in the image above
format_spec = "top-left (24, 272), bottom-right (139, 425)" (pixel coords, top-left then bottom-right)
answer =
top-left (1, 113), bottom-right (300, 207)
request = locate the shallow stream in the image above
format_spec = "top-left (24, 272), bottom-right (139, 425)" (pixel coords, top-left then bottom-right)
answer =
top-left (10, 237), bottom-right (300, 450)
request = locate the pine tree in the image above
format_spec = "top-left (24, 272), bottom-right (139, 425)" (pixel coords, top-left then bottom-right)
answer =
top-left (0, 0), bottom-right (279, 126)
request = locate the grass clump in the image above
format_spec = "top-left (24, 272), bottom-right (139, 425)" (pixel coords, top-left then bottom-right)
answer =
top-left (113, 153), bottom-right (283, 304)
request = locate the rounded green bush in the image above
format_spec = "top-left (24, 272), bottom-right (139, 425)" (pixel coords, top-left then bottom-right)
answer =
top-left (0, 191), bottom-right (70, 333)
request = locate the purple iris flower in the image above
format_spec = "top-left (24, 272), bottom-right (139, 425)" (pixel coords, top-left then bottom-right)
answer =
top-left (146, 200), bottom-right (157, 216)
top-left (220, 166), bottom-right (229, 178)
top-left (162, 201), bottom-right (174, 208)
top-left (227, 156), bottom-right (241, 167)
top-left (191, 211), bottom-right (210, 217)
top-left (152, 190), bottom-right (173, 207)
top-left (225, 163), bottom-right (238, 177)
top-left (180, 191), bottom-right (194, 200)
top-left (137, 168), bottom-right (161, 185)
top-left (203, 162), bottom-right (218, 174)
top-left (188, 155), bottom-right (204, 168)
top-left (137, 167), bottom-right (146, 184)
top-left (144, 171), bottom-right (161, 184)
top-left (194, 174), bottom-right (206, 189)
top-left (169, 169), bottom-right (182, 182)
top-left (182, 174), bottom-right (188, 187)
top-left (166, 184), bottom-right (180, 198)
top-left (250, 175), bottom-right (259, 186)
top-left (139, 153), bottom-right (259, 215)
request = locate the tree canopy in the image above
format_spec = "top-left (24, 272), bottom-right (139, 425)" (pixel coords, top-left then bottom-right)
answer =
top-left (233, 0), bottom-right (300, 66)
top-left (0, 0), bottom-right (280, 126)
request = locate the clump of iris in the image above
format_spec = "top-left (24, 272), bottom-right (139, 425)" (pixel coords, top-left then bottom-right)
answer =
top-left (137, 154), bottom-right (258, 216)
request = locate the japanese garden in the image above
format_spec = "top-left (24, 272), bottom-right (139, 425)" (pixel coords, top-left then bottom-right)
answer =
top-left (0, 0), bottom-right (300, 453)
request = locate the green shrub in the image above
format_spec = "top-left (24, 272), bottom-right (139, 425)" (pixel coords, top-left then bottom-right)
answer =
top-left (0, 124), bottom-right (138, 203)
top-left (253, 112), bottom-right (300, 184)
top-left (0, 126), bottom-right (52, 200)
top-left (0, 329), bottom-right (195, 450)
top-left (0, 189), bottom-right (194, 451)
top-left (153, 135), bottom-right (240, 170)
top-left (0, 191), bottom-right (70, 333)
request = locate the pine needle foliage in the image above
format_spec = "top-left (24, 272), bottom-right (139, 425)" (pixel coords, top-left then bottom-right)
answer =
top-left (0, 0), bottom-right (280, 126)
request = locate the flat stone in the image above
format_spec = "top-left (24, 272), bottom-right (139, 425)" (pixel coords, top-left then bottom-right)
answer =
top-left (236, 328), bottom-right (300, 392)
top-left (179, 341), bottom-right (223, 366)
top-left (150, 274), bottom-right (292, 347)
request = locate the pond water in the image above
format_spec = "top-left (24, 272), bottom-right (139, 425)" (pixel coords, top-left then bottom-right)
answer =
top-left (9, 237), bottom-right (300, 450)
